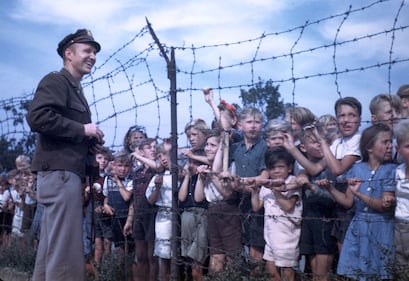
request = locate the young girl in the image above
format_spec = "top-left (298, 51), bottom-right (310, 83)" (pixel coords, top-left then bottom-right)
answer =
top-left (251, 146), bottom-right (302, 281)
top-left (316, 123), bottom-right (396, 280)
top-left (178, 147), bottom-right (208, 281)
top-left (145, 140), bottom-right (173, 281)
top-left (124, 138), bottom-right (158, 281)
top-left (194, 129), bottom-right (242, 274)
top-left (123, 125), bottom-right (147, 154)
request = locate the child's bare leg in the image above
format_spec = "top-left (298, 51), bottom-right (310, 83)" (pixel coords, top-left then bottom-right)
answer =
top-left (209, 254), bottom-right (225, 273)
top-left (281, 267), bottom-right (295, 281)
top-left (191, 261), bottom-right (203, 281)
top-left (310, 254), bottom-right (334, 281)
top-left (265, 260), bottom-right (281, 281)
top-left (94, 237), bottom-right (103, 263)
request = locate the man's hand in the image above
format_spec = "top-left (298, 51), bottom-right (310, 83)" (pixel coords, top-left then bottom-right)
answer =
top-left (84, 123), bottom-right (104, 144)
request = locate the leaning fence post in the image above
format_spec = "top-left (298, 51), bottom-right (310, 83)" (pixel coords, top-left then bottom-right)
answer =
top-left (146, 17), bottom-right (180, 281)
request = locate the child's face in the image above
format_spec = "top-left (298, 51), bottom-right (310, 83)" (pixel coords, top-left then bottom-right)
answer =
top-left (128, 131), bottom-right (145, 145)
top-left (140, 142), bottom-right (157, 160)
top-left (371, 100), bottom-right (401, 129)
top-left (113, 161), bottom-right (131, 178)
top-left (158, 152), bottom-right (170, 169)
top-left (368, 131), bottom-right (393, 163)
top-left (265, 131), bottom-right (285, 148)
top-left (186, 128), bottom-right (206, 148)
top-left (204, 136), bottom-right (220, 161)
top-left (300, 135), bottom-right (324, 161)
top-left (220, 110), bottom-right (237, 129)
top-left (285, 114), bottom-right (301, 141)
top-left (96, 154), bottom-right (110, 171)
top-left (267, 160), bottom-right (292, 180)
top-left (8, 176), bottom-right (16, 186)
top-left (238, 115), bottom-right (263, 141)
top-left (325, 120), bottom-right (338, 132)
top-left (15, 161), bottom-right (29, 171)
top-left (397, 139), bottom-right (409, 166)
top-left (336, 104), bottom-right (361, 137)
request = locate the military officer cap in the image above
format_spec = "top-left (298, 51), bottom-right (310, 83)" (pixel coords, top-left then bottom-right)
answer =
top-left (57, 28), bottom-right (101, 57)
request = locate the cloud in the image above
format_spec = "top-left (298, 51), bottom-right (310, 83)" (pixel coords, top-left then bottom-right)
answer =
top-left (12, 0), bottom-right (126, 23)
top-left (1, 0), bottom-right (408, 146)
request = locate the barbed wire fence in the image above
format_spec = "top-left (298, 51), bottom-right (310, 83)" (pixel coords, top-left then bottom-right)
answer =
top-left (1, 0), bottom-right (409, 279)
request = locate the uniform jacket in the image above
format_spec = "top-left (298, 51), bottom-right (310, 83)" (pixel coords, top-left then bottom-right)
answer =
top-left (27, 68), bottom-right (94, 177)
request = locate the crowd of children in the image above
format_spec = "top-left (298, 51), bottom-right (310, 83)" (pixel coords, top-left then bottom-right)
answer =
top-left (2, 85), bottom-right (409, 281)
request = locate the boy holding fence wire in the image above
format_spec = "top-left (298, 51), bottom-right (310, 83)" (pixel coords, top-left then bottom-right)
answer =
top-left (283, 125), bottom-right (338, 281)
top-left (250, 146), bottom-right (303, 281)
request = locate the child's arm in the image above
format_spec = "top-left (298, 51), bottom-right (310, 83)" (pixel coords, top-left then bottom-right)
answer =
top-left (274, 191), bottom-right (299, 213)
top-left (349, 183), bottom-right (395, 212)
top-left (3, 191), bottom-right (12, 212)
top-left (26, 180), bottom-right (37, 200)
top-left (322, 145), bottom-right (358, 176)
top-left (146, 175), bottom-right (163, 205)
top-left (296, 171), bottom-right (317, 192)
top-left (251, 187), bottom-right (263, 212)
top-left (178, 165), bottom-right (190, 202)
top-left (184, 150), bottom-right (210, 165)
top-left (283, 132), bottom-right (326, 176)
top-left (316, 178), bottom-right (354, 209)
top-left (123, 202), bottom-right (134, 236)
top-left (244, 170), bottom-right (269, 191)
top-left (131, 151), bottom-right (164, 173)
top-left (83, 184), bottom-right (91, 203)
top-left (203, 88), bottom-right (221, 125)
top-left (102, 177), bottom-right (115, 215)
top-left (212, 171), bottom-right (236, 199)
top-left (211, 134), bottom-right (224, 173)
top-left (112, 175), bottom-right (132, 202)
top-left (315, 129), bottom-right (359, 176)
top-left (102, 196), bottom-right (115, 216)
top-left (194, 168), bottom-right (206, 202)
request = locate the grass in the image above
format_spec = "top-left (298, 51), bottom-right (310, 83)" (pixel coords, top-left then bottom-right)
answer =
top-left (1, 240), bottom-right (409, 281)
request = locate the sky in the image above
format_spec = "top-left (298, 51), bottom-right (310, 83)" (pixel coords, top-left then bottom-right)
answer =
top-left (0, 0), bottom-right (408, 148)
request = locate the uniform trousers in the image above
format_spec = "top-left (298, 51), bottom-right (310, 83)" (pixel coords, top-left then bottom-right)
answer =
top-left (33, 170), bottom-right (85, 281)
